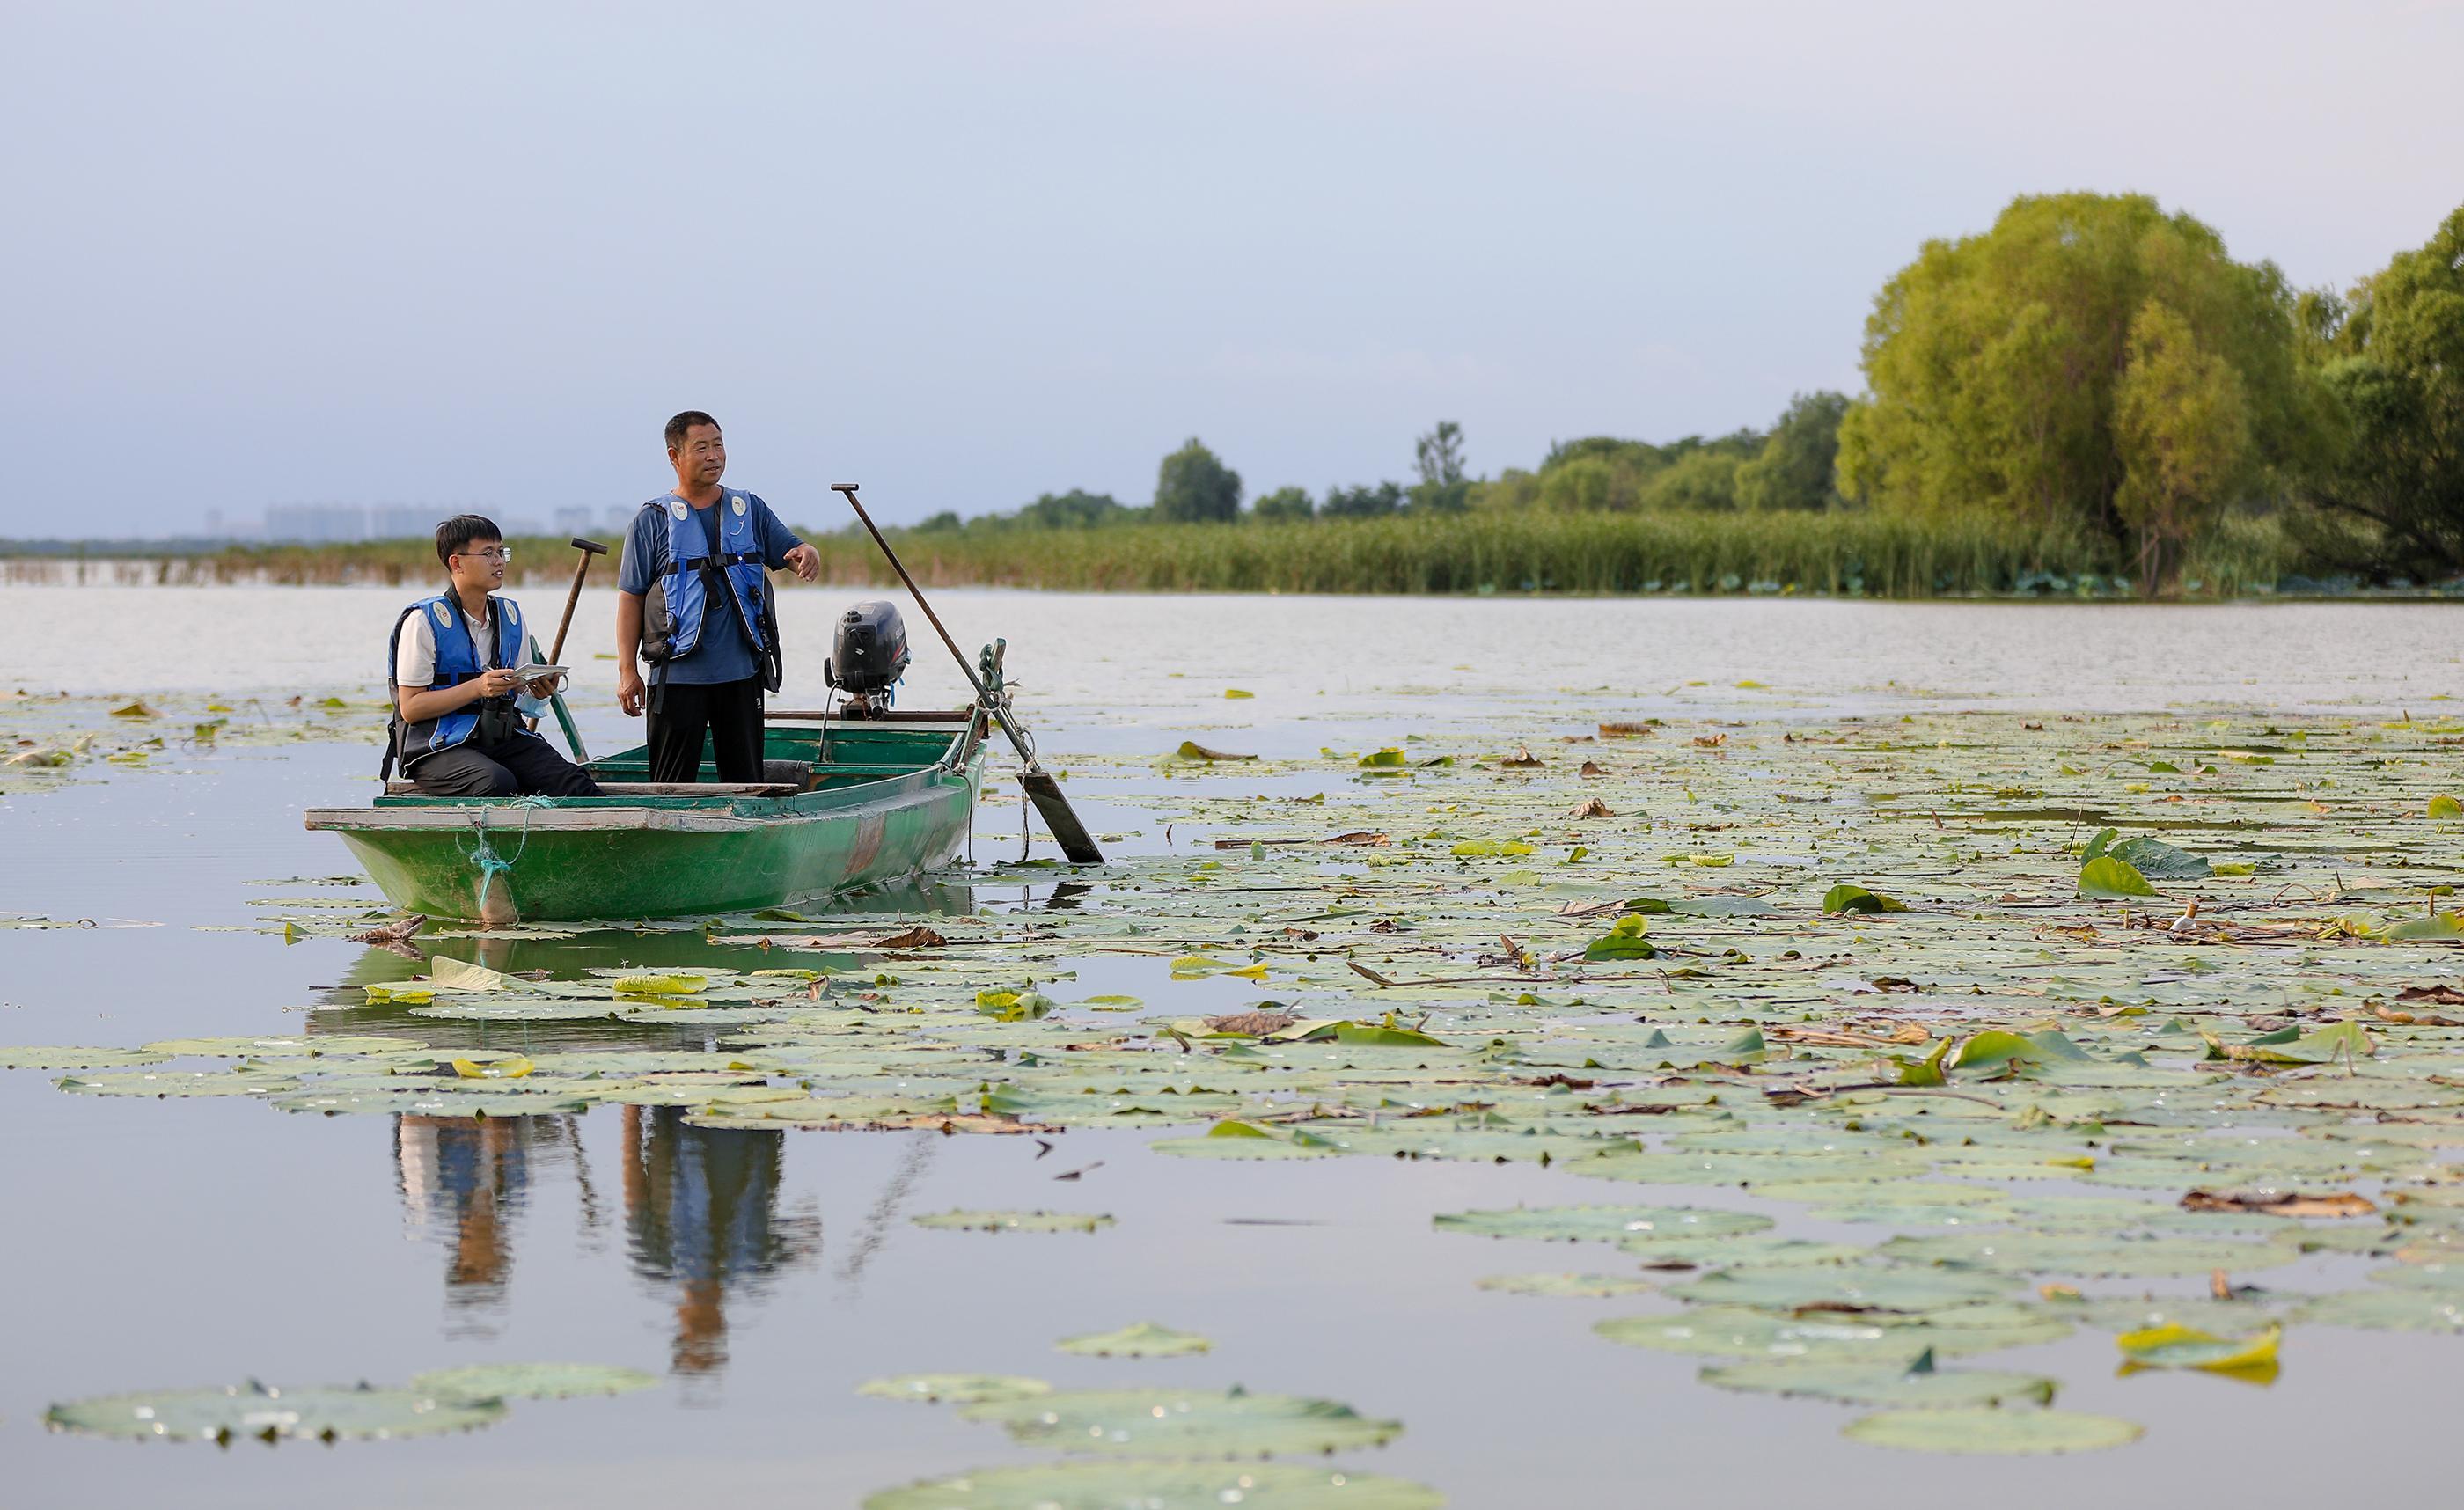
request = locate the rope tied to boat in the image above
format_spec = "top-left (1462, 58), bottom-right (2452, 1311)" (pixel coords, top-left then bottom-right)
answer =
top-left (457, 796), bottom-right (556, 914)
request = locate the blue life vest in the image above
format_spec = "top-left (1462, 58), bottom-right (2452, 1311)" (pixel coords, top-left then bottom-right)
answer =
top-left (385, 593), bottom-right (527, 773)
top-left (639, 491), bottom-right (780, 690)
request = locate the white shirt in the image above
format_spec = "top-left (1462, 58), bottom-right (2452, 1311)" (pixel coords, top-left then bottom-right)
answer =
top-left (394, 599), bottom-right (501, 690)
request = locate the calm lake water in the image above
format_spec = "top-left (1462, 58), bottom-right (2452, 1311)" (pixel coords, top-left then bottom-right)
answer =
top-left (4, 585), bottom-right (2462, 1509)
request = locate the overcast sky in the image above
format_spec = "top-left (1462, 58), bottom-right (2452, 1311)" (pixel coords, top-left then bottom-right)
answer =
top-left (4, 0), bottom-right (2459, 535)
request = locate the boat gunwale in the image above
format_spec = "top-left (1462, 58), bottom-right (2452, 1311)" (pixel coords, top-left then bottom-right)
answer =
top-left (305, 722), bottom-right (985, 833)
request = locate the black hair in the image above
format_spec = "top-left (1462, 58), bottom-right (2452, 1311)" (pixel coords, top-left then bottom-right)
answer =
top-left (665, 410), bottom-right (721, 450)
top-left (436, 514), bottom-right (502, 568)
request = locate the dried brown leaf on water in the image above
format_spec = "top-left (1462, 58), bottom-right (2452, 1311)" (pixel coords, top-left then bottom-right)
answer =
top-left (1203, 1010), bottom-right (1299, 1037)
top-left (1571, 797), bottom-right (1617, 818)
top-left (1693, 734), bottom-right (1727, 749)
top-left (1579, 761), bottom-right (1608, 777)
top-left (1211, 832), bottom-right (1390, 849)
top-left (349, 914), bottom-right (427, 960)
top-left (2182, 1189), bottom-right (2378, 1219)
top-left (2375, 1004), bottom-right (2464, 1027)
top-left (762, 927), bottom-right (948, 950)
top-left (1174, 742), bottom-right (1257, 762)
top-left (2398, 985), bottom-right (2464, 1006)
top-left (1598, 722), bottom-right (1654, 738)
top-left (1500, 748), bottom-right (1544, 768)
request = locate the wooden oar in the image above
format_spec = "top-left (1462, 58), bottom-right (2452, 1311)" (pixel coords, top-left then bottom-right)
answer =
top-left (831, 482), bottom-right (1104, 864)
top-left (528, 536), bottom-right (607, 759)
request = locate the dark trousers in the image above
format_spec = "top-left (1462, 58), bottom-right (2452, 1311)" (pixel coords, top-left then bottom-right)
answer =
top-left (408, 732), bottom-right (603, 797)
top-left (647, 676), bottom-right (766, 783)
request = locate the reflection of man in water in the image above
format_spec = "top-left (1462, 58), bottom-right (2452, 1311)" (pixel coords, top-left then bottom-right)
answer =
top-left (620, 1106), bottom-right (815, 1374)
top-left (395, 1114), bottom-right (554, 1328)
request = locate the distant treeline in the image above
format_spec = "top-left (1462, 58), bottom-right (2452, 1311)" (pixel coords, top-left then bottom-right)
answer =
top-left (16, 193), bottom-right (2458, 601)
top-left (917, 194), bottom-right (2464, 597)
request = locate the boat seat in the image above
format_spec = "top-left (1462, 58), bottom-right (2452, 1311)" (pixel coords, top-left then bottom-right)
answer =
top-left (763, 759), bottom-right (817, 791)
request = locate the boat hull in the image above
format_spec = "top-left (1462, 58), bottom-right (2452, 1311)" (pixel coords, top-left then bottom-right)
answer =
top-left (307, 722), bottom-right (984, 922)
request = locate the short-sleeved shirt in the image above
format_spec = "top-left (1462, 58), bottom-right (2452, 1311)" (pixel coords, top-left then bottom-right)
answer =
top-left (618, 490), bottom-right (803, 685)
top-left (394, 598), bottom-right (499, 690)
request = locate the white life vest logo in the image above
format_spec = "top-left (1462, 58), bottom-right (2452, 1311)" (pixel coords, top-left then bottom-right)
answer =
top-left (505, 604), bottom-right (519, 626)
top-left (730, 495), bottom-right (745, 516)
top-left (431, 602), bottom-right (452, 627)
top-left (669, 501), bottom-right (689, 521)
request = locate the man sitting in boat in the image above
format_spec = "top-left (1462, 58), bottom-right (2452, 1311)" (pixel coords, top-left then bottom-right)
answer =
top-left (385, 515), bottom-right (603, 797)
top-left (614, 410), bottom-right (823, 782)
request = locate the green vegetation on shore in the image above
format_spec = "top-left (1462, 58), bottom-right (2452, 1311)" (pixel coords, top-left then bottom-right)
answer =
top-left (69, 507), bottom-right (2306, 599)
top-left (11, 194), bottom-right (2456, 600)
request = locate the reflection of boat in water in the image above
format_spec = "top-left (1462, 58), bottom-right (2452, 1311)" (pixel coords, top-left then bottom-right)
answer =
top-left (620, 1106), bottom-right (817, 1375)
top-left (305, 715), bottom-right (986, 924)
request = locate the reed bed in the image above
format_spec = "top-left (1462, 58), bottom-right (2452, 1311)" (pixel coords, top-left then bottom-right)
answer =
top-left (15, 509), bottom-right (2307, 597)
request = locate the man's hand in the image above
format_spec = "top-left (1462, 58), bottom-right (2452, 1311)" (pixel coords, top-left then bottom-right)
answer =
top-left (524, 673), bottom-right (566, 700)
top-left (618, 664), bottom-right (646, 717)
top-left (477, 668), bottom-right (524, 697)
top-left (783, 543), bottom-right (822, 583)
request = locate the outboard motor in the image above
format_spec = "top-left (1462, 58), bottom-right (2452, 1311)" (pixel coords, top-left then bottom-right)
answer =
top-left (824, 600), bottom-right (911, 715)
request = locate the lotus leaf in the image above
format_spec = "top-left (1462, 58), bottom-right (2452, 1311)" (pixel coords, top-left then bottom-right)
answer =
top-left (963, 1388), bottom-right (1401, 1457)
top-left (2113, 1321), bottom-right (2281, 1372)
top-left (1055, 1321), bottom-right (1211, 1357)
top-left (1663, 1266), bottom-right (2013, 1310)
top-left (1433, 1205), bottom-right (1771, 1243)
top-left (1475, 1272), bottom-right (1656, 1297)
top-left (858, 1374), bottom-right (1053, 1404)
top-left (1842, 1406), bottom-right (2143, 1455)
top-left (1700, 1355), bottom-right (2057, 1408)
top-left (44, 1381), bottom-right (505, 1442)
top-left (1822, 884), bottom-right (1907, 915)
top-left (2079, 857), bottom-right (2159, 898)
top-left (57, 1069), bottom-right (298, 1097)
top-left (0, 1046), bottom-right (171, 1070)
top-left (862, 1461), bottom-right (1443, 1510)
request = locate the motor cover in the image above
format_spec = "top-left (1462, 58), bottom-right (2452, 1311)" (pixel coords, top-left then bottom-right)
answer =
top-left (825, 600), bottom-right (910, 697)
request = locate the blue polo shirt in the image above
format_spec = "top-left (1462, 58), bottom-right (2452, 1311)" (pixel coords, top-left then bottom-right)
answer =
top-left (619, 490), bottom-right (803, 685)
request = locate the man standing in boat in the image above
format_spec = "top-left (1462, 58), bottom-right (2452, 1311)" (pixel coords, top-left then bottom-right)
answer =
top-left (615, 411), bottom-right (823, 782)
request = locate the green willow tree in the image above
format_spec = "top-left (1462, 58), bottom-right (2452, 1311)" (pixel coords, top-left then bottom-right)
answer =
top-left (2289, 204), bottom-right (2464, 580)
top-left (1837, 193), bottom-right (2322, 581)
top-left (1153, 438), bottom-right (1242, 523)
top-left (1735, 391), bottom-right (1850, 510)
top-left (2113, 303), bottom-right (2252, 590)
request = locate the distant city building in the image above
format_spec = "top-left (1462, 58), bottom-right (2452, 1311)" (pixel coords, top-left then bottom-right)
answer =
top-left (554, 506), bottom-right (595, 539)
top-left (603, 504), bottom-right (638, 537)
top-left (370, 506), bottom-right (438, 539)
top-left (263, 504), bottom-right (369, 543)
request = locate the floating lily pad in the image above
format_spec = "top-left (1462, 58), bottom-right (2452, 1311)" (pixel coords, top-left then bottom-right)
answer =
top-left (1055, 1322), bottom-right (1211, 1358)
top-left (1434, 1205), bottom-right (1771, 1243)
top-left (1701, 1355), bottom-right (2057, 1408)
top-left (963, 1388), bottom-right (1401, 1457)
top-left (1474, 1272), bottom-right (1657, 1297)
top-left (0, 1046), bottom-right (171, 1071)
top-left (57, 1069), bottom-right (298, 1097)
top-left (1842, 1406), bottom-right (2143, 1455)
top-left (858, 1374), bottom-right (1052, 1404)
top-left (862, 1461), bottom-right (1443, 1510)
top-left (1663, 1266), bottom-right (2013, 1311)
top-left (44, 1382), bottom-right (506, 1442)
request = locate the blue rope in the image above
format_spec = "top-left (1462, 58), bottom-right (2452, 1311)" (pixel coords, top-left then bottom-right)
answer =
top-left (457, 796), bottom-right (556, 914)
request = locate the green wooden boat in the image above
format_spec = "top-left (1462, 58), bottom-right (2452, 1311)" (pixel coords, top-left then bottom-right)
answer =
top-left (304, 713), bottom-right (986, 924)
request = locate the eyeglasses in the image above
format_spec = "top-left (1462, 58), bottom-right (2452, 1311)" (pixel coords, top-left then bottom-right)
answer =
top-left (456, 547), bottom-right (513, 562)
